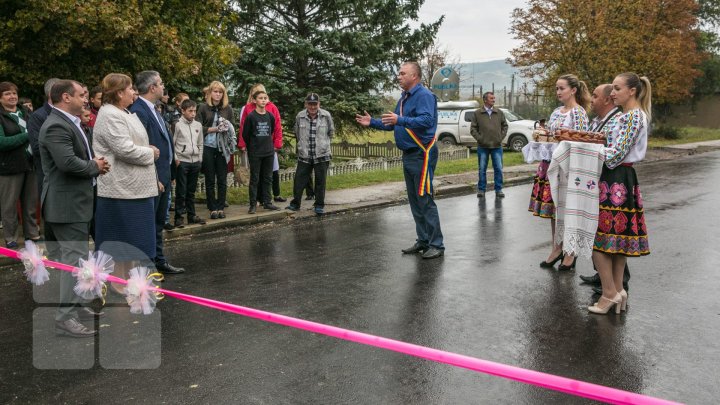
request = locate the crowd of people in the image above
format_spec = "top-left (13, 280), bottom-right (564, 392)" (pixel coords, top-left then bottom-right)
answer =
top-left (459, 70), bottom-right (650, 315)
top-left (0, 70), bottom-right (336, 337)
top-left (1, 61), bottom-right (652, 337)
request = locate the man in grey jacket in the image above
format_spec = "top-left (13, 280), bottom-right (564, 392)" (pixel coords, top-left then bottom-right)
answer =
top-left (470, 92), bottom-right (508, 198)
top-left (39, 80), bottom-right (110, 337)
top-left (286, 93), bottom-right (335, 215)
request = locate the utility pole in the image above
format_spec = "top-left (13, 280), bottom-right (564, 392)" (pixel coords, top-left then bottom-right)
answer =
top-left (510, 73), bottom-right (515, 110)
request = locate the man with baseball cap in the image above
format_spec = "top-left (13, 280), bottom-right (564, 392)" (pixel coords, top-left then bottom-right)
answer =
top-left (287, 93), bottom-right (335, 215)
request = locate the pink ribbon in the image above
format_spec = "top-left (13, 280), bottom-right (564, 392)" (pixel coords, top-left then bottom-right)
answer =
top-left (0, 247), bottom-right (680, 405)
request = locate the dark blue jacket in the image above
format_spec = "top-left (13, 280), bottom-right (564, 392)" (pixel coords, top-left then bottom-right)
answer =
top-left (370, 83), bottom-right (437, 150)
top-left (129, 97), bottom-right (174, 184)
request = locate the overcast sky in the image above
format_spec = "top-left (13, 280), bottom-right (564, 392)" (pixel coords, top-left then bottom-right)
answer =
top-left (417, 0), bottom-right (528, 63)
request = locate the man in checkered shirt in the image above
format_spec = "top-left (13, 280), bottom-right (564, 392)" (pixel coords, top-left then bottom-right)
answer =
top-left (286, 93), bottom-right (335, 215)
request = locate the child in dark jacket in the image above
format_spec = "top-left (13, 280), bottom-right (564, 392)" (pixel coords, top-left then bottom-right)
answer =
top-left (241, 90), bottom-right (278, 213)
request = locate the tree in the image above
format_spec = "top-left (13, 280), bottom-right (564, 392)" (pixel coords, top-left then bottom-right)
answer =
top-left (418, 42), bottom-right (462, 89)
top-left (694, 0), bottom-right (720, 95)
top-left (508, 0), bottom-right (704, 105)
top-left (0, 0), bottom-right (240, 101)
top-left (227, 0), bottom-right (442, 136)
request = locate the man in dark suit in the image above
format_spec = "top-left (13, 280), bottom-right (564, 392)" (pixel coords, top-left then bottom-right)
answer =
top-left (39, 80), bottom-right (110, 337)
top-left (129, 71), bottom-right (185, 275)
top-left (27, 78), bottom-right (60, 196)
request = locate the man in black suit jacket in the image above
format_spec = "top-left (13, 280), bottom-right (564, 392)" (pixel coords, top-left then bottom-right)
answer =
top-left (129, 71), bottom-right (185, 275)
top-left (27, 78), bottom-right (59, 196)
top-left (39, 80), bottom-right (110, 338)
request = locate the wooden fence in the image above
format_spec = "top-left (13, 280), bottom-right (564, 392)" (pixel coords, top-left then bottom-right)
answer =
top-left (197, 146), bottom-right (470, 192)
top-left (330, 141), bottom-right (401, 158)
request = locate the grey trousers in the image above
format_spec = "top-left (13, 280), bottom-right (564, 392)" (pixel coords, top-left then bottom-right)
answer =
top-left (0, 171), bottom-right (40, 243)
top-left (44, 221), bottom-right (91, 322)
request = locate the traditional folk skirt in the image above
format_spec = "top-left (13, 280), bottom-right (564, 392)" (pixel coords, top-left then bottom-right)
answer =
top-left (593, 165), bottom-right (650, 256)
top-left (528, 160), bottom-right (555, 218)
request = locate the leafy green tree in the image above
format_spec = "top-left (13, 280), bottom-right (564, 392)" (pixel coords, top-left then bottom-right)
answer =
top-left (0, 0), bottom-right (239, 100)
top-left (694, 0), bottom-right (720, 95)
top-left (227, 0), bottom-right (442, 136)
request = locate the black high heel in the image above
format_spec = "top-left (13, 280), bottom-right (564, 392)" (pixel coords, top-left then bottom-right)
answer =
top-left (540, 252), bottom-right (563, 268)
top-left (558, 256), bottom-right (577, 271)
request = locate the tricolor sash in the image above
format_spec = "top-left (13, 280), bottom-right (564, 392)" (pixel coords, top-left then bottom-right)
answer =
top-left (405, 128), bottom-right (437, 196)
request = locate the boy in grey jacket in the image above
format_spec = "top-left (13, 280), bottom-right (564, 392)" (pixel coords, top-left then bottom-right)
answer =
top-left (173, 99), bottom-right (206, 226)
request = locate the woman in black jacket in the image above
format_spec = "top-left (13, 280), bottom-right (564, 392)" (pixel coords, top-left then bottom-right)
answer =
top-left (0, 81), bottom-right (40, 248)
top-left (197, 81), bottom-right (235, 219)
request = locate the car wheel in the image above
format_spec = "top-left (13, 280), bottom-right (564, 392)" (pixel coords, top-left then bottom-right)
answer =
top-left (438, 134), bottom-right (457, 148)
top-left (508, 134), bottom-right (528, 152)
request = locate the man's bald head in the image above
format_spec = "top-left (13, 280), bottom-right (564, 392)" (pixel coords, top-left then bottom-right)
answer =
top-left (590, 84), bottom-right (614, 117)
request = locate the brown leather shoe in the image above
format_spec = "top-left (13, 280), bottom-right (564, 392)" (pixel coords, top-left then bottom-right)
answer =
top-left (55, 318), bottom-right (97, 338)
top-left (77, 307), bottom-right (105, 321)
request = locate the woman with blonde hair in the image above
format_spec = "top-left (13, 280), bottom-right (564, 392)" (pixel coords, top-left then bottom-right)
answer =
top-left (197, 81), bottom-right (235, 219)
top-left (589, 72), bottom-right (651, 314)
top-left (530, 73), bottom-right (590, 271)
top-left (93, 73), bottom-right (160, 294)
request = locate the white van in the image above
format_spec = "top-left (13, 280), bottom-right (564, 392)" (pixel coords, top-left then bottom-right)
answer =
top-left (436, 100), bottom-right (536, 152)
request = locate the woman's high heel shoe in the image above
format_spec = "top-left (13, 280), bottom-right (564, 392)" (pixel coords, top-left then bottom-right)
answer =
top-left (540, 252), bottom-right (564, 268)
top-left (619, 289), bottom-right (628, 312)
top-left (588, 293), bottom-right (622, 314)
top-left (558, 256), bottom-right (577, 271)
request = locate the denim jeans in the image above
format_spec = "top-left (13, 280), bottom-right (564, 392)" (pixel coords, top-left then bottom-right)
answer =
top-left (477, 147), bottom-right (503, 192)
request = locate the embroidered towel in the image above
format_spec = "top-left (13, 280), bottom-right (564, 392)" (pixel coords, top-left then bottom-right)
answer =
top-left (547, 141), bottom-right (605, 259)
top-left (522, 142), bottom-right (558, 163)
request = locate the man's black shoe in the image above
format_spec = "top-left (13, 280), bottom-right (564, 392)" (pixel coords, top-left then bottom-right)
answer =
top-left (188, 215), bottom-right (207, 225)
top-left (582, 266), bottom-right (629, 291)
top-left (77, 307), bottom-right (105, 321)
top-left (163, 223), bottom-right (175, 231)
top-left (477, 191), bottom-right (485, 198)
top-left (156, 262), bottom-right (185, 274)
top-left (580, 273), bottom-right (601, 285)
top-left (592, 286), bottom-right (603, 295)
top-left (285, 204), bottom-right (300, 212)
top-left (248, 206), bottom-right (256, 214)
top-left (402, 243), bottom-right (428, 254)
top-left (174, 217), bottom-right (185, 228)
top-left (496, 191), bottom-right (505, 198)
top-left (273, 196), bottom-right (287, 202)
top-left (422, 247), bottom-right (445, 259)
top-left (263, 203), bottom-right (280, 210)
top-left (55, 318), bottom-right (97, 338)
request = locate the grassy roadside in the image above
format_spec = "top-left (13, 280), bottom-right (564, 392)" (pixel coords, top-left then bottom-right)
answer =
top-left (218, 126), bottom-right (720, 205)
top-left (222, 151), bottom-right (525, 205)
top-left (647, 127), bottom-right (720, 147)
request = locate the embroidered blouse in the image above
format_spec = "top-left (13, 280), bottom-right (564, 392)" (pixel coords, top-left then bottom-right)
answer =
top-left (547, 106), bottom-right (589, 133)
top-left (604, 109), bottom-right (648, 169)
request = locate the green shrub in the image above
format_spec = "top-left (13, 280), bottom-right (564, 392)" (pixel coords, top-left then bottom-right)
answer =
top-left (652, 125), bottom-right (681, 139)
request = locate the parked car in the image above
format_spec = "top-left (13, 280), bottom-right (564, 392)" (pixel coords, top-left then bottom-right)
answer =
top-left (436, 100), bottom-right (536, 152)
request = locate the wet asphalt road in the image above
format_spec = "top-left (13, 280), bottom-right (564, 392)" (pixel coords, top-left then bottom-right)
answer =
top-left (1, 151), bottom-right (720, 404)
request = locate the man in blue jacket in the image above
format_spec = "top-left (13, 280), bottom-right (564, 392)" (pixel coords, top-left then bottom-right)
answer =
top-left (129, 71), bottom-right (185, 274)
top-left (355, 61), bottom-right (444, 259)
